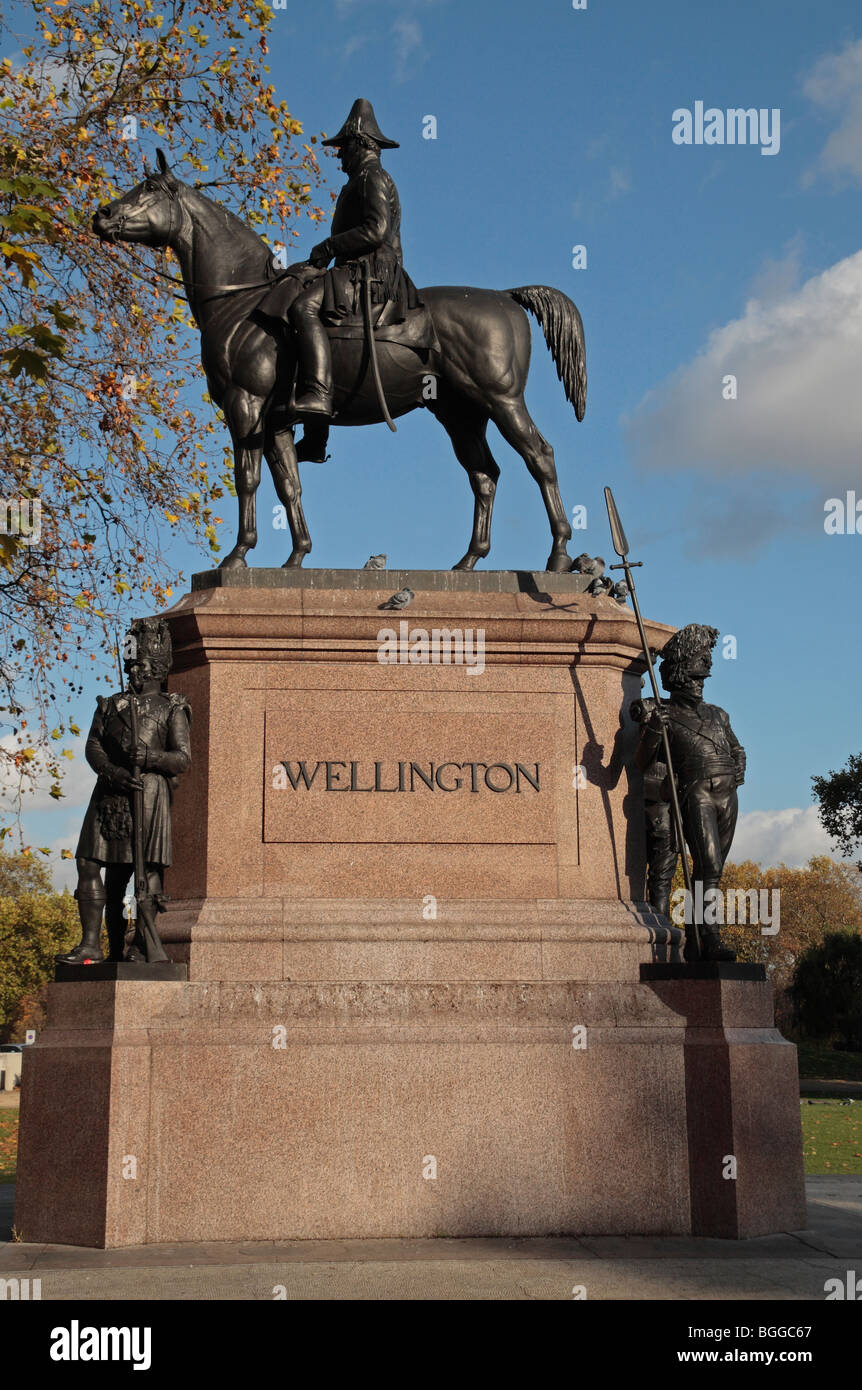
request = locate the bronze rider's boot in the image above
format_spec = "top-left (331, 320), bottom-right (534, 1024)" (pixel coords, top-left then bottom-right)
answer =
top-left (293, 314), bottom-right (334, 418)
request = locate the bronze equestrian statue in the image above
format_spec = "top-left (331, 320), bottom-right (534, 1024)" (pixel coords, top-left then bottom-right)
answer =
top-left (93, 99), bottom-right (586, 573)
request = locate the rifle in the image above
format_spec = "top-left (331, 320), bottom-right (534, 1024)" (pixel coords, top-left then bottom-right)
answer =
top-left (604, 486), bottom-right (702, 960)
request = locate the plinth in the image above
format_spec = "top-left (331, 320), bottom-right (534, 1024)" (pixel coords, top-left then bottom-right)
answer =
top-left (14, 570), bottom-right (806, 1246)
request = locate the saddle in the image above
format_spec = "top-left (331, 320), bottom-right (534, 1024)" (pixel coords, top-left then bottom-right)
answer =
top-left (257, 275), bottom-right (441, 363)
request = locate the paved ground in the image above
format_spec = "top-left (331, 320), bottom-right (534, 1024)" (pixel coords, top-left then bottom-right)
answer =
top-left (1, 1177), bottom-right (860, 1300)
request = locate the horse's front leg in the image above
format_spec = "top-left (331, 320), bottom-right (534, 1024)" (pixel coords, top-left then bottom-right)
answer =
top-left (219, 393), bottom-right (265, 570)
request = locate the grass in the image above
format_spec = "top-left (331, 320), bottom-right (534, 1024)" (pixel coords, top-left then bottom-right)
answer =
top-left (0, 1108), bottom-right (18, 1184)
top-left (801, 1101), bottom-right (862, 1174)
top-left (795, 1040), bottom-right (862, 1082)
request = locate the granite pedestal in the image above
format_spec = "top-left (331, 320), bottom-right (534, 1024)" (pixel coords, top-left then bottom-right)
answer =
top-left (13, 570), bottom-right (806, 1246)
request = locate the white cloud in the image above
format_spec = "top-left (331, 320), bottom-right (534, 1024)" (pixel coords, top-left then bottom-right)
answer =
top-left (0, 737), bottom-right (92, 815)
top-left (626, 248), bottom-right (862, 491)
top-left (392, 17), bottom-right (424, 81)
top-left (732, 805), bottom-right (836, 868)
top-left (42, 818), bottom-right (82, 892)
top-left (573, 164), bottom-right (633, 220)
top-left (803, 38), bottom-right (862, 185)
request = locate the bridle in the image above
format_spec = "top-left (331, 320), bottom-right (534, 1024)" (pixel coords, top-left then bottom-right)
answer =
top-left (104, 178), bottom-right (298, 302)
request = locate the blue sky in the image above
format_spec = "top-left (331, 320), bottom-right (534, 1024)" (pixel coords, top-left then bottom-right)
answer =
top-left (12, 0), bottom-right (862, 880)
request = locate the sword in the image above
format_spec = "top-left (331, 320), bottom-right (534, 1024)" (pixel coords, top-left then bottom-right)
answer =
top-left (604, 486), bottom-right (702, 960)
top-left (361, 260), bottom-right (397, 433)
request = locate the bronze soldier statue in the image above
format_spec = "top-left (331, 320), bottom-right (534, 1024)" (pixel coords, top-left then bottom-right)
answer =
top-left (288, 97), bottom-right (422, 461)
top-left (630, 695), bottom-right (677, 921)
top-left (636, 624), bottom-right (745, 961)
top-left (56, 618), bottom-right (191, 966)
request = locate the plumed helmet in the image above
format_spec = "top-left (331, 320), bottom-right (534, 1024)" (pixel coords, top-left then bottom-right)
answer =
top-left (659, 623), bottom-right (718, 692)
top-left (322, 98), bottom-right (399, 149)
top-left (124, 616), bottom-right (172, 680)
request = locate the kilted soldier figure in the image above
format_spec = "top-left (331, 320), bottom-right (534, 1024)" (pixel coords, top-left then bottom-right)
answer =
top-left (636, 624), bottom-right (745, 962)
top-left (56, 618), bottom-right (191, 965)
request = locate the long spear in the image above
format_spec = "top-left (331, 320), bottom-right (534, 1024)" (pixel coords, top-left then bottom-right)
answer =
top-left (603, 487), bottom-right (701, 960)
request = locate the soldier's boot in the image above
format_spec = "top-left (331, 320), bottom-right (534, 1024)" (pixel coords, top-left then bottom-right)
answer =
top-left (649, 884), bottom-right (672, 920)
top-left (699, 927), bottom-right (736, 963)
top-left (293, 317), bottom-right (334, 418)
top-left (55, 886), bottom-right (106, 965)
top-left (105, 896), bottom-right (129, 963)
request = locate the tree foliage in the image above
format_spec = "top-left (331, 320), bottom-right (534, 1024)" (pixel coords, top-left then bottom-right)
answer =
top-left (789, 931), bottom-right (862, 1049)
top-left (0, 889), bottom-right (78, 1039)
top-left (671, 854), bottom-right (862, 991)
top-left (812, 753), bottom-right (862, 868)
top-left (0, 0), bottom-right (324, 838)
top-left (0, 845), bottom-right (52, 894)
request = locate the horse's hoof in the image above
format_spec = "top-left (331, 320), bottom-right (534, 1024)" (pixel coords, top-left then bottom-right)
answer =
top-left (219, 549), bottom-right (248, 571)
top-left (546, 550), bottom-right (571, 574)
top-left (282, 552), bottom-right (308, 569)
top-left (452, 555), bottom-right (478, 571)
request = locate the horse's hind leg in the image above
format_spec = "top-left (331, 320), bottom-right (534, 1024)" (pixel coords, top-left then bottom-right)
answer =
top-left (430, 400), bottom-right (499, 570)
top-left (265, 425), bottom-right (311, 567)
top-left (489, 395), bottom-right (572, 572)
top-left (219, 388), bottom-right (265, 570)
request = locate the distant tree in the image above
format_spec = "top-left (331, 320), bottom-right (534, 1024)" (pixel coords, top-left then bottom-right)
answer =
top-left (812, 754), bottom-right (862, 868)
top-left (0, 890), bottom-right (78, 1040)
top-left (0, 847), bottom-right (52, 896)
top-left (5, 986), bottom-right (49, 1039)
top-left (789, 932), bottom-right (862, 1050)
top-left (670, 855), bottom-right (862, 991)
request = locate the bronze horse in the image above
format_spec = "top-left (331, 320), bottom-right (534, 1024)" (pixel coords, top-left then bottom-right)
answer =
top-left (93, 151), bottom-right (586, 572)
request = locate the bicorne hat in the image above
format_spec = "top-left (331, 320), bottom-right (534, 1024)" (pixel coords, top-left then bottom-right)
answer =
top-left (322, 98), bottom-right (399, 150)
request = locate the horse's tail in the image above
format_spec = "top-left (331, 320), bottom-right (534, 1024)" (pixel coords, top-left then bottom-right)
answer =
top-left (507, 285), bottom-right (587, 422)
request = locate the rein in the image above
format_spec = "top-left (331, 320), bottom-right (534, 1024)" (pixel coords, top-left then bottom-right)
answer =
top-left (116, 239), bottom-right (296, 302)
top-left (107, 188), bottom-right (300, 302)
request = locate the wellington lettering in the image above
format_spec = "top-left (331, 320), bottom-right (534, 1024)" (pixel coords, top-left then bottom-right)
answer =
top-left (273, 760), bottom-right (541, 793)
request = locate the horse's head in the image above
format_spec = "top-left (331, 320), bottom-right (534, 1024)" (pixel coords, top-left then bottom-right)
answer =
top-left (93, 148), bottom-right (181, 248)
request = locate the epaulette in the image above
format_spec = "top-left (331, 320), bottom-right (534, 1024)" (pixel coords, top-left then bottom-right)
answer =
top-left (167, 692), bottom-right (192, 724)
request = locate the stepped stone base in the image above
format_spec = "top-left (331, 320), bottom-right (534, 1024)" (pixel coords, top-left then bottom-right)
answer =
top-left (14, 974), bottom-right (805, 1248)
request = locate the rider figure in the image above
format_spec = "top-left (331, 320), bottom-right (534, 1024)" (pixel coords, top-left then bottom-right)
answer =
top-left (290, 98), bottom-right (422, 459)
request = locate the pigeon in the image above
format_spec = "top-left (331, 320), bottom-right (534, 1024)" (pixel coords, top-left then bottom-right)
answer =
top-left (611, 581), bottom-right (629, 605)
top-left (380, 587), bottom-right (414, 611)
top-left (364, 554), bottom-right (387, 570)
top-left (588, 575), bottom-right (613, 597)
top-left (572, 554), bottom-right (605, 577)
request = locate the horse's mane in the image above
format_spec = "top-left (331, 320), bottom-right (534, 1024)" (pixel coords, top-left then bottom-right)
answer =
top-left (178, 182), bottom-right (273, 265)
